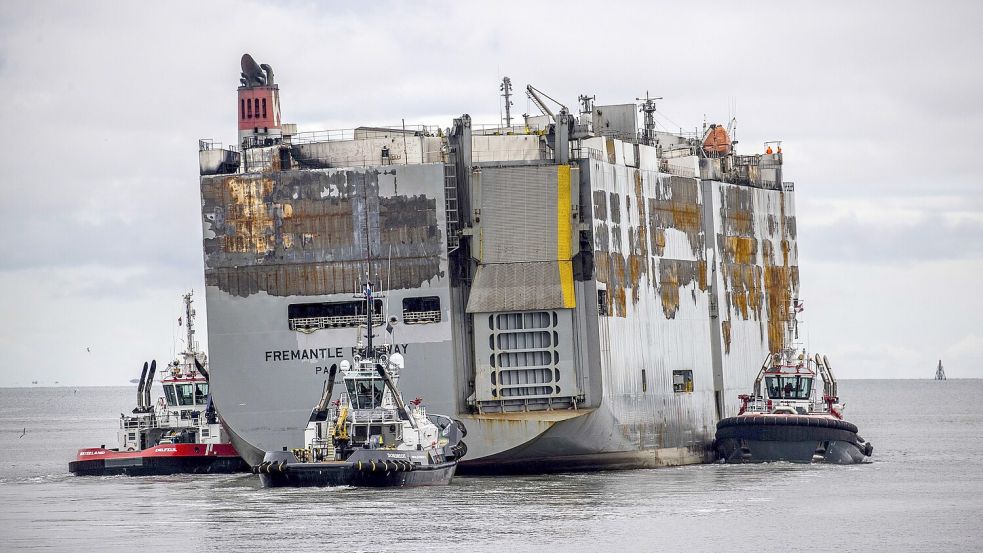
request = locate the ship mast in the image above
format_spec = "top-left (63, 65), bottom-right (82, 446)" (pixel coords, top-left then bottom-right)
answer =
top-left (500, 76), bottom-right (513, 128)
top-left (183, 291), bottom-right (197, 357)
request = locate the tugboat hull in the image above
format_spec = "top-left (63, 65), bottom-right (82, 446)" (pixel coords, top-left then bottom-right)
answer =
top-left (715, 415), bottom-right (872, 464)
top-left (69, 444), bottom-right (249, 476)
top-left (257, 460), bottom-right (457, 488)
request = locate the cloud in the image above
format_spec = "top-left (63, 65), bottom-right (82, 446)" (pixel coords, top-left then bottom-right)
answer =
top-left (799, 212), bottom-right (983, 264)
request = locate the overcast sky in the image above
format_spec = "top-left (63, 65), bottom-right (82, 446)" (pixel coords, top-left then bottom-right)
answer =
top-left (1, 1), bottom-right (980, 385)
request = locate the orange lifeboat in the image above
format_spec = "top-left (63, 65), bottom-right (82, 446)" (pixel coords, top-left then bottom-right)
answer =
top-left (702, 124), bottom-right (732, 157)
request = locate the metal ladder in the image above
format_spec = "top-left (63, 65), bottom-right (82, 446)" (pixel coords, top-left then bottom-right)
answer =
top-left (444, 163), bottom-right (460, 252)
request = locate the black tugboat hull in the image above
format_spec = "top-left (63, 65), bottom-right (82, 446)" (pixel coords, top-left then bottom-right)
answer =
top-left (258, 461), bottom-right (457, 488)
top-left (715, 415), bottom-right (872, 464)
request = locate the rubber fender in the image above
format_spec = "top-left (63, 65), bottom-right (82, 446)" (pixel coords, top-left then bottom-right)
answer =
top-left (864, 442), bottom-right (874, 457)
top-left (455, 419), bottom-right (468, 438)
top-left (357, 461), bottom-right (363, 471)
top-left (718, 415), bottom-right (858, 434)
top-left (370, 460), bottom-right (376, 472)
top-left (278, 460), bottom-right (287, 473)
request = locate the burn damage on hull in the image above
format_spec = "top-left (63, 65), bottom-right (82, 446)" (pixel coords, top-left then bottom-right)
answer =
top-left (201, 167), bottom-right (444, 298)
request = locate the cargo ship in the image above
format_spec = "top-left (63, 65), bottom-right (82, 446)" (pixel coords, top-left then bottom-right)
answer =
top-left (197, 54), bottom-right (800, 473)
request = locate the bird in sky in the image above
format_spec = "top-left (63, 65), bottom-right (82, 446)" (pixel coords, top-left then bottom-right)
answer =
top-left (86, 347), bottom-right (91, 353)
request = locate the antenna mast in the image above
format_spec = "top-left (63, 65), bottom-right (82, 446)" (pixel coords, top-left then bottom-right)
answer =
top-left (183, 291), bottom-right (196, 355)
top-left (636, 91), bottom-right (662, 146)
top-left (500, 76), bottom-right (514, 128)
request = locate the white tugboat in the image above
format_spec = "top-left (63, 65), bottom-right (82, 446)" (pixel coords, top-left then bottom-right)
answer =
top-left (257, 283), bottom-right (467, 487)
top-left (70, 292), bottom-right (248, 476)
top-left (715, 348), bottom-right (873, 464)
top-left (715, 302), bottom-right (873, 464)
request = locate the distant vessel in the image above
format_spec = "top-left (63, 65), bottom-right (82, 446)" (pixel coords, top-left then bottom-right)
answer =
top-left (69, 292), bottom-right (248, 476)
top-left (257, 283), bottom-right (467, 488)
top-left (935, 360), bottom-right (946, 380)
top-left (199, 54), bottom-right (803, 473)
top-left (715, 331), bottom-right (873, 464)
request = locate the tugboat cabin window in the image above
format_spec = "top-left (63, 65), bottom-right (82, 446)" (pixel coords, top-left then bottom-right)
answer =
top-left (288, 300), bottom-right (383, 331)
top-left (765, 376), bottom-right (813, 400)
top-left (163, 385), bottom-right (177, 406)
top-left (194, 383), bottom-right (208, 404)
top-left (176, 383), bottom-right (195, 406)
top-left (345, 377), bottom-right (385, 409)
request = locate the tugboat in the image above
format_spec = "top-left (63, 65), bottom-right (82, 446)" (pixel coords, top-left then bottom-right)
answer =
top-left (69, 292), bottom-right (249, 476)
top-left (715, 347), bottom-right (873, 464)
top-left (256, 283), bottom-right (468, 488)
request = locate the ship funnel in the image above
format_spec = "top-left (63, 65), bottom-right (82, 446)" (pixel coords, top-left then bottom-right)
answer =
top-left (135, 361), bottom-right (149, 409)
top-left (143, 360), bottom-right (157, 409)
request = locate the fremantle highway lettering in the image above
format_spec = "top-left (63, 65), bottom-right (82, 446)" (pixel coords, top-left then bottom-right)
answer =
top-left (263, 345), bottom-right (410, 375)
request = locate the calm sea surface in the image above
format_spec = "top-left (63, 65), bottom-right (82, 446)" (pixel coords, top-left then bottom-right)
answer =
top-left (1, 380), bottom-right (981, 552)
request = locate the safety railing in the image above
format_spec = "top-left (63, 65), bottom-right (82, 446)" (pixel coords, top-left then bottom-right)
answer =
top-left (402, 310), bottom-right (442, 324)
top-left (290, 314), bottom-right (385, 331)
top-left (198, 139), bottom-right (238, 152)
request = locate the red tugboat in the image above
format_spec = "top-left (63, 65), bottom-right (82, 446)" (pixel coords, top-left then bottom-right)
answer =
top-left (70, 292), bottom-right (249, 476)
top-left (715, 347), bottom-right (873, 464)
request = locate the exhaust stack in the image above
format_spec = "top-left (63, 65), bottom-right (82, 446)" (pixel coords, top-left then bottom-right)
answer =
top-left (135, 362), bottom-right (149, 409)
top-left (143, 360), bottom-right (157, 409)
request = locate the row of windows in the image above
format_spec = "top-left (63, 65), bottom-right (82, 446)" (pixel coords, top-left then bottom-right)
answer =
top-left (240, 97), bottom-right (268, 120)
top-left (163, 383), bottom-right (208, 406)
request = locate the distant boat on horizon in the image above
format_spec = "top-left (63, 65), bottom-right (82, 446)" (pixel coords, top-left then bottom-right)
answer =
top-left (935, 360), bottom-right (946, 381)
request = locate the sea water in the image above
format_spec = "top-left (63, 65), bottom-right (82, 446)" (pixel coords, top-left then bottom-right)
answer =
top-left (1, 380), bottom-right (981, 552)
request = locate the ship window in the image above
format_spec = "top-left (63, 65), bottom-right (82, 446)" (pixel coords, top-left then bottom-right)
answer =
top-left (766, 376), bottom-right (812, 400)
top-left (240, 99), bottom-right (246, 120)
top-left (402, 296), bottom-right (441, 324)
top-left (345, 377), bottom-right (385, 410)
top-left (288, 300), bottom-right (384, 331)
top-left (163, 385), bottom-right (177, 406)
top-left (176, 383), bottom-right (195, 406)
top-left (672, 370), bottom-right (694, 393)
top-left (262, 98), bottom-right (267, 118)
top-left (194, 383), bottom-right (208, 404)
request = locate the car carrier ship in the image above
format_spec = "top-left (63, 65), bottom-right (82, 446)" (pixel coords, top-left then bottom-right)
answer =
top-left (197, 54), bottom-right (801, 473)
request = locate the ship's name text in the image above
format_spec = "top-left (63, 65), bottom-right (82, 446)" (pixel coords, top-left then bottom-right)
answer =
top-left (264, 344), bottom-right (410, 364)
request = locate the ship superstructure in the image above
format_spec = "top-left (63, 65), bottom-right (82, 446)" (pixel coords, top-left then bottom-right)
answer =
top-left (198, 55), bottom-right (800, 472)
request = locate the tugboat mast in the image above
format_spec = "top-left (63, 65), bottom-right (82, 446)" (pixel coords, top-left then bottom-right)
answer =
top-left (183, 291), bottom-right (197, 356)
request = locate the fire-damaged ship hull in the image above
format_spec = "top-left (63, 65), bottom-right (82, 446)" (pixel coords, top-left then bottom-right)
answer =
top-left (198, 55), bottom-right (801, 474)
